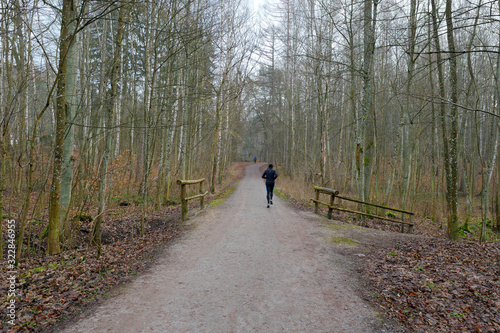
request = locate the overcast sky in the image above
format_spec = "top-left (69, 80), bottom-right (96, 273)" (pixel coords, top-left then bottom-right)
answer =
top-left (250, 0), bottom-right (266, 13)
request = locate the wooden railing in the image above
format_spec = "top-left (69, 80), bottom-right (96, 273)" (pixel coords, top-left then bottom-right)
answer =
top-left (311, 186), bottom-right (414, 233)
top-left (177, 178), bottom-right (209, 222)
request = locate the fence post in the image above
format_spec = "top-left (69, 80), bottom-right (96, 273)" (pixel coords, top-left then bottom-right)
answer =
top-left (200, 179), bottom-right (205, 210)
top-left (180, 183), bottom-right (187, 222)
top-left (408, 215), bottom-right (413, 233)
top-left (327, 192), bottom-right (336, 219)
top-left (177, 178), bottom-right (207, 222)
top-left (314, 188), bottom-right (319, 214)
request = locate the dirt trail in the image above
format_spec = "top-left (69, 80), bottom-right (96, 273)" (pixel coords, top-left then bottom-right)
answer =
top-left (60, 164), bottom-right (397, 333)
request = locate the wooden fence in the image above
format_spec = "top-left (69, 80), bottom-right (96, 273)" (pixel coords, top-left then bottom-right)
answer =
top-left (177, 178), bottom-right (209, 222)
top-left (311, 186), bottom-right (414, 233)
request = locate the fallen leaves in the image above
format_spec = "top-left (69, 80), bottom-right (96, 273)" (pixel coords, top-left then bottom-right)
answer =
top-left (0, 163), bottom-right (248, 333)
top-left (0, 207), bottom-right (185, 332)
top-left (362, 238), bottom-right (500, 332)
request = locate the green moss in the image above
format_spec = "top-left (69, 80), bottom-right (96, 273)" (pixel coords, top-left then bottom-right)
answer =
top-left (386, 211), bottom-right (397, 218)
top-left (324, 223), bottom-right (345, 231)
top-left (424, 281), bottom-right (439, 290)
top-left (20, 321), bottom-right (37, 329)
top-left (209, 198), bottom-right (225, 207)
top-left (72, 212), bottom-right (93, 223)
top-left (209, 186), bottom-right (236, 207)
top-left (450, 312), bottom-right (465, 318)
top-left (329, 236), bottom-right (358, 245)
top-left (323, 222), bottom-right (360, 231)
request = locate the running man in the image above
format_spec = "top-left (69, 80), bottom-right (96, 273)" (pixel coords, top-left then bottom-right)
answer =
top-left (262, 164), bottom-right (278, 208)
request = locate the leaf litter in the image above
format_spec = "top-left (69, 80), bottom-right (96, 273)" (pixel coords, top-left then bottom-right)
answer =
top-left (279, 186), bottom-right (500, 333)
top-left (1, 207), bottom-right (185, 332)
top-left (361, 238), bottom-right (500, 332)
top-left (1, 163), bottom-right (248, 332)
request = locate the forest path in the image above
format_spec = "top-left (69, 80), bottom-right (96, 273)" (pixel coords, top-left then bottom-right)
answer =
top-left (60, 163), bottom-right (392, 333)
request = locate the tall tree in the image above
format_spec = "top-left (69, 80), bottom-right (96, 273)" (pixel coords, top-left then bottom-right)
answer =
top-left (444, 0), bottom-right (459, 240)
top-left (48, 0), bottom-right (75, 254)
top-left (480, 1), bottom-right (500, 241)
top-left (93, 1), bottom-right (126, 256)
top-left (358, 0), bottom-right (377, 204)
top-left (401, 0), bottom-right (417, 210)
top-left (60, 0), bottom-right (82, 237)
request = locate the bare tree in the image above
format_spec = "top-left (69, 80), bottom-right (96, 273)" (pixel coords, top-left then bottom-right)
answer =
top-left (93, 1), bottom-right (126, 256)
top-left (48, 0), bottom-right (75, 254)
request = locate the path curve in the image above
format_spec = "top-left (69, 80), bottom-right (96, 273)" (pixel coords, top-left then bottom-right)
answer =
top-left (61, 163), bottom-right (389, 333)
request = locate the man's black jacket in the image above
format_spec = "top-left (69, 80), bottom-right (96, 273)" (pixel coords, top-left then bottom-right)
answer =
top-left (262, 168), bottom-right (278, 184)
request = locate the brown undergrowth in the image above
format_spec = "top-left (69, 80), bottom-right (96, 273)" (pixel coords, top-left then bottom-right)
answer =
top-left (0, 163), bottom-right (248, 332)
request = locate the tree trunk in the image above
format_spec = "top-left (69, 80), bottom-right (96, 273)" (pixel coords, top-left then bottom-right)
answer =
top-left (480, 124), bottom-right (499, 242)
top-left (401, 0), bottom-right (416, 210)
top-left (496, 153), bottom-right (500, 231)
top-left (359, 0), bottom-right (377, 205)
top-left (0, 138), bottom-right (5, 259)
top-left (430, 0), bottom-right (451, 234)
top-left (48, 0), bottom-right (75, 255)
top-left (0, 0), bottom-right (13, 259)
top-left (211, 88), bottom-right (222, 193)
top-left (444, 0), bottom-right (460, 240)
top-left (480, 11), bottom-right (500, 241)
top-left (60, 0), bottom-right (81, 238)
top-left (163, 107), bottom-right (177, 204)
top-left (93, 2), bottom-right (126, 257)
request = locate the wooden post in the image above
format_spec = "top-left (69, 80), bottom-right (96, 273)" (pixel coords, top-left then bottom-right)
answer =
top-left (180, 183), bottom-right (187, 222)
top-left (199, 180), bottom-right (205, 210)
top-left (312, 187), bottom-right (414, 233)
top-left (314, 188), bottom-right (320, 214)
top-left (177, 178), bottom-right (207, 222)
top-left (327, 192), bottom-right (336, 219)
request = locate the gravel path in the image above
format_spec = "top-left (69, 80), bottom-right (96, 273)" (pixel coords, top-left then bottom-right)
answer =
top-left (61, 163), bottom-right (390, 333)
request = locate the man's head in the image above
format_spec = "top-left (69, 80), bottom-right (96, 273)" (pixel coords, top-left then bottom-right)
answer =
top-left (268, 164), bottom-right (273, 169)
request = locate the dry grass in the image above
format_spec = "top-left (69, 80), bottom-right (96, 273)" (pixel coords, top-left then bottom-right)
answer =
top-left (274, 173), bottom-right (499, 241)
top-left (275, 175), bottom-right (315, 207)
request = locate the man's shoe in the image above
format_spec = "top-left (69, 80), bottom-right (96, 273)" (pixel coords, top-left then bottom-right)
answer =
top-left (267, 204), bottom-right (270, 208)
top-left (270, 200), bottom-right (273, 205)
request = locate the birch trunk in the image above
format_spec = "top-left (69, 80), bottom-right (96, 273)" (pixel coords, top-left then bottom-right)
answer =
top-left (93, 2), bottom-right (126, 256)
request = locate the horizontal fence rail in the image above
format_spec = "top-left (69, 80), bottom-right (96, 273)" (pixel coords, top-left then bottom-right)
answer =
top-left (311, 186), bottom-right (414, 233)
top-left (177, 178), bottom-right (209, 222)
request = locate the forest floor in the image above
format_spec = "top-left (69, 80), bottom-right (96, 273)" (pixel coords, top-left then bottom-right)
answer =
top-left (0, 163), bottom-right (499, 332)
top-left (0, 163), bottom-right (248, 332)
top-left (279, 191), bottom-right (500, 332)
